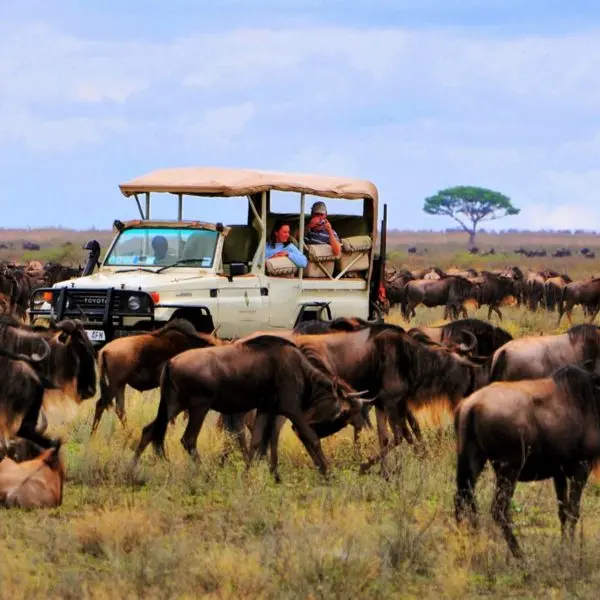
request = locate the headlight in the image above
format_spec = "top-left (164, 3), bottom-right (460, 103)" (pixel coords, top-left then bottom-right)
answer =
top-left (127, 296), bottom-right (142, 311)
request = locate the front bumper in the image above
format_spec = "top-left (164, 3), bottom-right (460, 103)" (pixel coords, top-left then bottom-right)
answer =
top-left (28, 287), bottom-right (157, 345)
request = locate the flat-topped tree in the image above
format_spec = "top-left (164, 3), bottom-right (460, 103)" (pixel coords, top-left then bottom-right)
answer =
top-left (423, 186), bottom-right (519, 248)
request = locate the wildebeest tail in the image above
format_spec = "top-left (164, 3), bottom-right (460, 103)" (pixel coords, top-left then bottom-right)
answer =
top-left (150, 361), bottom-right (175, 456)
top-left (488, 348), bottom-right (507, 382)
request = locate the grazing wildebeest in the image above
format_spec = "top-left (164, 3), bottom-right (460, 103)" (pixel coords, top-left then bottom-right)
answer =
top-left (454, 365), bottom-right (600, 559)
top-left (0, 441), bottom-right (65, 508)
top-left (558, 278), bottom-right (600, 325)
top-left (133, 335), bottom-right (373, 480)
top-left (401, 275), bottom-right (478, 321)
top-left (91, 319), bottom-right (224, 434)
top-left (489, 324), bottom-right (600, 382)
top-left (0, 316), bottom-right (97, 449)
top-left (383, 269), bottom-right (415, 311)
top-left (408, 318), bottom-right (513, 359)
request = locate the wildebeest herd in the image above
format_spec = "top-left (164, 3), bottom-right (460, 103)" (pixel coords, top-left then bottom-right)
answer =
top-left (383, 265), bottom-right (600, 324)
top-left (3, 292), bottom-right (600, 560)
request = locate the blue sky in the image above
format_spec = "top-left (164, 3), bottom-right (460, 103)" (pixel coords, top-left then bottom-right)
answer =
top-left (1, 1), bottom-right (600, 231)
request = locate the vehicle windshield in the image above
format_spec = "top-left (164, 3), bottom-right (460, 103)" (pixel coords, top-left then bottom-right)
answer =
top-left (104, 227), bottom-right (219, 268)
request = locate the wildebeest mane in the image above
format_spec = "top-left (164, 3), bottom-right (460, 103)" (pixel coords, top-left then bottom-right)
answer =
top-left (150, 318), bottom-right (200, 340)
top-left (241, 334), bottom-right (298, 350)
top-left (567, 324), bottom-right (600, 366)
top-left (552, 364), bottom-right (600, 416)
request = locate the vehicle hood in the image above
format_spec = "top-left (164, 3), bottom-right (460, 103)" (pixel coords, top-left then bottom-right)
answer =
top-left (53, 269), bottom-right (217, 290)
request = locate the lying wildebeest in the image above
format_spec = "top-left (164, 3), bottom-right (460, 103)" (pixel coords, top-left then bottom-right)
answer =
top-left (401, 275), bottom-right (478, 321)
top-left (0, 441), bottom-right (65, 508)
top-left (91, 319), bottom-right (224, 434)
top-left (0, 316), bottom-right (96, 449)
top-left (408, 318), bottom-right (513, 359)
top-left (454, 365), bottom-right (600, 559)
top-left (133, 335), bottom-right (373, 480)
top-left (489, 324), bottom-right (600, 382)
top-left (558, 277), bottom-right (600, 325)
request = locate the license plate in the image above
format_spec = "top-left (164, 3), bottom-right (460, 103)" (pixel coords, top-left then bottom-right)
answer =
top-left (86, 330), bottom-right (106, 341)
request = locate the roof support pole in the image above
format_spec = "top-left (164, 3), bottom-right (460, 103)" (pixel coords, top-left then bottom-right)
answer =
top-left (133, 194), bottom-right (144, 219)
top-left (248, 194), bottom-right (265, 270)
top-left (145, 192), bottom-right (150, 220)
top-left (260, 190), bottom-right (267, 267)
top-left (177, 193), bottom-right (183, 220)
top-left (298, 192), bottom-right (305, 280)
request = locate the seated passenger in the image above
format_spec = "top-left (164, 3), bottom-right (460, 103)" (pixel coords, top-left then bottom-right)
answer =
top-left (151, 235), bottom-right (170, 265)
top-left (304, 201), bottom-right (342, 257)
top-left (265, 220), bottom-right (308, 268)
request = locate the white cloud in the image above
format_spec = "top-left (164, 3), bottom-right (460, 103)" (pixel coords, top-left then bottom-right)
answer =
top-left (2, 19), bottom-right (600, 228)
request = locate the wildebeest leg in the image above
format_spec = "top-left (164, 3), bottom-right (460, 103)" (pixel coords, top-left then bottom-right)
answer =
top-left (553, 472), bottom-right (569, 541)
top-left (566, 462), bottom-right (591, 542)
top-left (180, 405), bottom-right (210, 461)
top-left (587, 306), bottom-right (600, 324)
top-left (358, 407), bottom-right (392, 476)
top-left (491, 467), bottom-right (522, 559)
top-left (220, 413), bottom-right (251, 465)
top-left (114, 386), bottom-right (127, 429)
top-left (454, 441), bottom-right (486, 529)
top-left (16, 386), bottom-right (56, 450)
top-left (91, 368), bottom-right (117, 435)
top-left (285, 413), bottom-right (329, 476)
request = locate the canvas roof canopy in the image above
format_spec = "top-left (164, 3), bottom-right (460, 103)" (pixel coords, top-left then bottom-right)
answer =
top-left (119, 166), bottom-right (378, 208)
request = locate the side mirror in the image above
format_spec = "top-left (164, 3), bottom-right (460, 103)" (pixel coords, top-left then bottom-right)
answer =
top-left (82, 240), bottom-right (101, 277)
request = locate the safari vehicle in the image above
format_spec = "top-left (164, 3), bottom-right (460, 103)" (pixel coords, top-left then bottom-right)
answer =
top-left (29, 166), bottom-right (388, 345)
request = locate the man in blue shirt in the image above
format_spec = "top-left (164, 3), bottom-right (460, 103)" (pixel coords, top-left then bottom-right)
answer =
top-left (304, 201), bottom-right (342, 257)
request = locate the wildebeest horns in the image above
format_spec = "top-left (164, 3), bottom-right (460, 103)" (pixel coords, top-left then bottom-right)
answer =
top-left (457, 330), bottom-right (477, 353)
top-left (0, 338), bottom-right (51, 363)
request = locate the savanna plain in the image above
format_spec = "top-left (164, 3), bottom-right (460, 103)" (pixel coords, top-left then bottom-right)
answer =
top-left (4, 229), bottom-right (600, 599)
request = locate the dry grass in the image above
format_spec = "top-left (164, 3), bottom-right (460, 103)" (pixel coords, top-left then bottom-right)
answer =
top-left (2, 304), bottom-right (600, 598)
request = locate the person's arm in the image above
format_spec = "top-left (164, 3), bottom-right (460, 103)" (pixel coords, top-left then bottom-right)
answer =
top-left (325, 223), bottom-right (342, 257)
top-left (287, 244), bottom-right (308, 268)
top-left (265, 243), bottom-right (279, 259)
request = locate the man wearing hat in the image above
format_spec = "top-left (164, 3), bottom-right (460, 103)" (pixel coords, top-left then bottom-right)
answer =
top-left (304, 201), bottom-right (342, 257)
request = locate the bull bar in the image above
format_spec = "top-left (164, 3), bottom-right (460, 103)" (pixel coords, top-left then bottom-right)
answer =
top-left (28, 286), bottom-right (156, 345)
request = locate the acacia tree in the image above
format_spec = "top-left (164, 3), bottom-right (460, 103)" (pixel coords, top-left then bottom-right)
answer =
top-left (423, 186), bottom-right (519, 248)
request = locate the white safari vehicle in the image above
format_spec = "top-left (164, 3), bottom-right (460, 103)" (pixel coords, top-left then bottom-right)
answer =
top-left (29, 166), bottom-right (388, 346)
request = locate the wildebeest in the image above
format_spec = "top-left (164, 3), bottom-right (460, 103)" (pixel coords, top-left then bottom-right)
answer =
top-left (558, 277), bottom-right (600, 324)
top-left (0, 316), bottom-right (96, 449)
top-left (469, 271), bottom-right (518, 321)
top-left (91, 319), bottom-right (224, 434)
top-left (133, 335), bottom-right (373, 480)
top-left (489, 324), bottom-right (600, 382)
top-left (454, 365), bottom-right (600, 558)
top-left (544, 273), bottom-right (572, 312)
top-left (0, 441), bottom-right (65, 508)
top-left (401, 275), bottom-right (478, 321)
top-left (407, 318), bottom-right (513, 359)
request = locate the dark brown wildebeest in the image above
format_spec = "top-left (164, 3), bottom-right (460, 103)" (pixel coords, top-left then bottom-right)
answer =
top-left (250, 324), bottom-right (491, 475)
top-left (383, 269), bottom-right (415, 311)
top-left (0, 441), bottom-right (65, 508)
top-left (544, 273), bottom-right (572, 312)
top-left (408, 318), bottom-right (513, 359)
top-left (132, 335), bottom-right (373, 480)
top-left (91, 319), bottom-right (224, 434)
top-left (558, 278), bottom-right (600, 325)
top-left (401, 276), bottom-right (478, 321)
top-left (454, 364), bottom-right (600, 559)
top-left (489, 324), bottom-right (600, 382)
top-left (0, 316), bottom-right (97, 449)
top-left (469, 271), bottom-right (519, 321)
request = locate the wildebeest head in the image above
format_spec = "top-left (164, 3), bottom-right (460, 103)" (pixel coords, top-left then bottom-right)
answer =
top-left (49, 319), bottom-right (97, 400)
